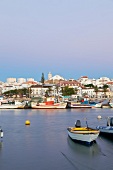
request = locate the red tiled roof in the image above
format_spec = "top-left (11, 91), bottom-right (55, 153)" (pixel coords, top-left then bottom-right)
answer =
top-left (57, 80), bottom-right (81, 86)
top-left (81, 76), bottom-right (88, 78)
top-left (22, 81), bottom-right (38, 85)
top-left (107, 82), bottom-right (113, 85)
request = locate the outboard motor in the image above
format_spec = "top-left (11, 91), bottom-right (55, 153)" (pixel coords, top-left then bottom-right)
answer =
top-left (107, 118), bottom-right (110, 126)
top-left (110, 118), bottom-right (113, 126)
top-left (75, 120), bottom-right (81, 127)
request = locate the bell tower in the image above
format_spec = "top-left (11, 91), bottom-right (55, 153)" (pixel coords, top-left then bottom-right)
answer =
top-left (48, 72), bottom-right (52, 80)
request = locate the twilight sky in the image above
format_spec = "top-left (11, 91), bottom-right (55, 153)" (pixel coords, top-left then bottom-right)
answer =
top-left (0, 0), bottom-right (113, 82)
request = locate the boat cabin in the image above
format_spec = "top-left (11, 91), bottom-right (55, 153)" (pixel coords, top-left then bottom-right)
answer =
top-left (107, 117), bottom-right (113, 127)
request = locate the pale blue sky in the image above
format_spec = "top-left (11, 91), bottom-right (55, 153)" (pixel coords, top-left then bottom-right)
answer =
top-left (0, 0), bottom-right (113, 82)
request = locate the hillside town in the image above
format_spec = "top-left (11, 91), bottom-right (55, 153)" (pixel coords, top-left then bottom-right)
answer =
top-left (0, 72), bottom-right (113, 101)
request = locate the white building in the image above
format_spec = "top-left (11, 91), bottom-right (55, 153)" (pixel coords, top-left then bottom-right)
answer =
top-left (82, 79), bottom-right (96, 86)
top-left (30, 85), bottom-right (51, 97)
top-left (50, 75), bottom-right (65, 81)
top-left (96, 77), bottom-right (111, 87)
top-left (78, 76), bottom-right (88, 84)
top-left (27, 78), bottom-right (34, 82)
top-left (7, 78), bottom-right (16, 83)
top-left (17, 78), bottom-right (26, 84)
top-left (81, 88), bottom-right (95, 98)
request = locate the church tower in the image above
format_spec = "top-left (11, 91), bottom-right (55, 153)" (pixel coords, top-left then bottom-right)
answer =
top-left (48, 72), bottom-right (52, 80)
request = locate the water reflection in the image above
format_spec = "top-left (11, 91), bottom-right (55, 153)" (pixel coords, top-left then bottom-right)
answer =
top-left (1, 109), bottom-right (113, 170)
top-left (31, 109), bottom-right (67, 115)
top-left (99, 135), bottom-right (113, 144)
top-left (67, 137), bottom-right (100, 157)
top-left (68, 108), bottom-right (92, 113)
top-left (0, 141), bottom-right (3, 152)
top-left (0, 109), bottom-right (26, 116)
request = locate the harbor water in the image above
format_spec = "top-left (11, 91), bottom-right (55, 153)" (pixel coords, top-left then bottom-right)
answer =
top-left (0, 108), bottom-right (113, 170)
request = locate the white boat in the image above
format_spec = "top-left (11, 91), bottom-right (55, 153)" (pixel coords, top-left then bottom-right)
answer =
top-left (31, 101), bottom-right (67, 109)
top-left (0, 100), bottom-right (26, 109)
top-left (67, 102), bottom-right (92, 108)
top-left (67, 120), bottom-right (100, 145)
top-left (109, 103), bottom-right (113, 108)
top-left (96, 116), bottom-right (113, 136)
top-left (109, 100), bottom-right (113, 108)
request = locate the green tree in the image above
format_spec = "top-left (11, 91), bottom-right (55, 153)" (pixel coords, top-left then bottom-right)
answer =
top-left (74, 88), bottom-right (78, 95)
top-left (45, 87), bottom-right (52, 96)
top-left (3, 88), bottom-right (29, 98)
top-left (82, 92), bottom-right (88, 97)
top-left (84, 84), bottom-right (94, 88)
top-left (94, 85), bottom-right (99, 98)
top-left (41, 73), bottom-right (45, 84)
top-left (103, 84), bottom-right (108, 98)
top-left (62, 86), bottom-right (75, 96)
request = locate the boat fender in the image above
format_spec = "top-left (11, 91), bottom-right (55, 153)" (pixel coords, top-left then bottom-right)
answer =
top-left (0, 129), bottom-right (3, 138)
top-left (74, 121), bottom-right (76, 127)
top-left (97, 115), bottom-right (102, 119)
top-left (96, 126), bottom-right (99, 130)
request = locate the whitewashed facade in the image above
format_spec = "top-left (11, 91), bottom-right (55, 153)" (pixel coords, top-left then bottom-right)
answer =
top-left (17, 78), bottom-right (26, 84)
top-left (7, 78), bottom-right (16, 83)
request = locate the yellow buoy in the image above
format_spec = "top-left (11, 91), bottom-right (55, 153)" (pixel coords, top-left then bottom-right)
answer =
top-left (25, 120), bottom-right (30, 125)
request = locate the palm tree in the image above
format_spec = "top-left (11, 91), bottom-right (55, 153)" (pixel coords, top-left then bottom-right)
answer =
top-left (74, 88), bottom-right (78, 95)
top-left (46, 87), bottom-right (52, 96)
top-left (94, 86), bottom-right (99, 98)
top-left (103, 84), bottom-right (108, 98)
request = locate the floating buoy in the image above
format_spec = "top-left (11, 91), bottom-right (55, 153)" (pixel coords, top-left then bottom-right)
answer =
top-left (25, 120), bottom-right (30, 125)
top-left (0, 129), bottom-right (3, 138)
top-left (97, 115), bottom-right (102, 119)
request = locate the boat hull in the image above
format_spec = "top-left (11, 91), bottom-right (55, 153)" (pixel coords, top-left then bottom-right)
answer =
top-left (31, 102), bottom-right (67, 109)
top-left (0, 104), bottom-right (25, 109)
top-left (67, 127), bottom-right (99, 144)
top-left (109, 103), bottom-right (113, 108)
top-left (67, 103), bottom-right (92, 108)
top-left (97, 126), bottom-right (113, 137)
top-left (92, 103), bottom-right (102, 108)
top-left (101, 105), bottom-right (111, 108)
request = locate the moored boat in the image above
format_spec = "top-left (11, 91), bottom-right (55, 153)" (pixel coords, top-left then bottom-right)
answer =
top-left (67, 101), bottom-right (92, 108)
top-left (109, 100), bottom-right (113, 108)
top-left (96, 116), bottom-right (113, 137)
top-left (67, 120), bottom-right (100, 145)
top-left (0, 100), bottom-right (26, 109)
top-left (101, 104), bottom-right (111, 108)
top-left (31, 100), bottom-right (67, 109)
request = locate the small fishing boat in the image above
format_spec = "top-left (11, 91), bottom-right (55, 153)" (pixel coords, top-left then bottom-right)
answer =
top-left (67, 101), bottom-right (92, 108)
top-left (0, 100), bottom-right (26, 109)
top-left (96, 116), bottom-right (113, 137)
top-left (109, 100), bottom-right (113, 108)
top-left (31, 101), bottom-right (67, 109)
top-left (67, 120), bottom-right (100, 145)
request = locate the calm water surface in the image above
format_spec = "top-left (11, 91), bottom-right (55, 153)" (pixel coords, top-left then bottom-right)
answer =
top-left (0, 108), bottom-right (113, 170)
